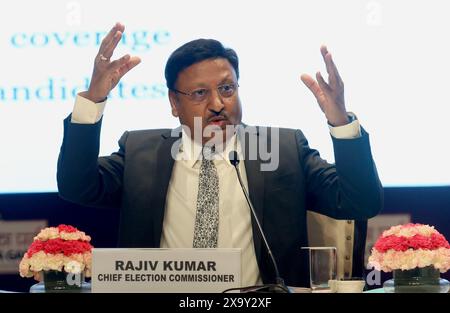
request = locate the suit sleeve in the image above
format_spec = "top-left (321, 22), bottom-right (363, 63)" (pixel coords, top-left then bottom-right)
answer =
top-left (57, 115), bottom-right (127, 208)
top-left (297, 128), bottom-right (383, 220)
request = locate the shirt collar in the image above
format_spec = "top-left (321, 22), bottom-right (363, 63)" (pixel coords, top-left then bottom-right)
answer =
top-left (179, 127), bottom-right (243, 168)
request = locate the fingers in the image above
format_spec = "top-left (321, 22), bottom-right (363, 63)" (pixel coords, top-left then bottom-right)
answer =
top-left (301, 47), bottom-right (346, 117)
top-left (109, 54), bottom-right (131, 71)
top-left (101, 31), bottom-right (123, 59)
top-left (87, 23), bottom-right (139, 101)
top-left (300, 74), bottom-right (316, 91)
top-left (321, 47), bottom-right (336, 87)
top-left (320, 45), bottom-right (332, 74)
top-left (320, 45), bottom-right (343, 88)
top-left (301, 74), bottom-right (326, 103)
top-left (107, 55), bottom-right (141, 81)
top-left (316, 71), bottom-right (331, 94)
top-left (99, 22), bottom-right (124, 50)
top-left (117, 56), bottom-right (142, 78)
top-left (96, 22), bottom-right (131, 65)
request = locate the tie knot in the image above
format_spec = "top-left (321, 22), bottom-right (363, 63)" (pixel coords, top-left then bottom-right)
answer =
top-left (202, 145), bottom-right (215, 160)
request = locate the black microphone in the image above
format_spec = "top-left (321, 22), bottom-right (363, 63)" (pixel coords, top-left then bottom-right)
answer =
top-left (228, 151), bottom-right (290, 293)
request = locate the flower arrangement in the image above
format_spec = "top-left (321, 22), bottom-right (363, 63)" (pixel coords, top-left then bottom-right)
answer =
top-left (19, 224), bottom-right (93, 281)
top-left (368, 223), bottom-right (450, 273)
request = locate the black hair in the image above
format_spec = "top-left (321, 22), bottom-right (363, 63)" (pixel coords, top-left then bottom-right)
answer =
top-left (164, 39), bottom-right (239, 90)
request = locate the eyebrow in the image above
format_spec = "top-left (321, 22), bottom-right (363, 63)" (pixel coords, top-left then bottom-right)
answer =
top-left (188, 75), bottom-right (235, 89)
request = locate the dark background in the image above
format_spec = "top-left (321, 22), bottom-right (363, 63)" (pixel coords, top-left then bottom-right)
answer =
top-left (1, 186), bottom-right (449, 292)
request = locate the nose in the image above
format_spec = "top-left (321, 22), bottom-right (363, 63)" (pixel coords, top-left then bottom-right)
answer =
top-left (208, 89), bottom-right (225, 114)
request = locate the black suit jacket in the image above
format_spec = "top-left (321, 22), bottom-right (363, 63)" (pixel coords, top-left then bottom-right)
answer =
top-left (57, 116), bottom-right (383, 286)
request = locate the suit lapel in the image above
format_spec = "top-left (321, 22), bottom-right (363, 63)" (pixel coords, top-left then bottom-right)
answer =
top-left (152, 129), bottom-right (181, 246)
top-left (240, 125), bottom-right (265, 264)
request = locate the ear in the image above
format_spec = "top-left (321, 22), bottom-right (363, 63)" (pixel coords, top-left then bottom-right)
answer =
top-left (168, 90), bottom-right (179, 118)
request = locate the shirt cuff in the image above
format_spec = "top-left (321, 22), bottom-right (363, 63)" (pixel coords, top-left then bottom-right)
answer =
top-left (329, 112), bottom-right (361, 139)
top-left (71, 94), bottom-right (106, 124)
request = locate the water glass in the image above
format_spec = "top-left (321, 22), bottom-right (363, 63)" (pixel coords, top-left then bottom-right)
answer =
top-left (302, 247), bottom-right (337, 292)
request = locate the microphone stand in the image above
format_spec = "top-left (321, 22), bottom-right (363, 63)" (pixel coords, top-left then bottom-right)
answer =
top-left (229, 151), bottom-right (290, 293)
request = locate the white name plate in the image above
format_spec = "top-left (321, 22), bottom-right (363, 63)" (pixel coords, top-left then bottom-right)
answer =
top-left (92, 248), bottom-right (241, 293)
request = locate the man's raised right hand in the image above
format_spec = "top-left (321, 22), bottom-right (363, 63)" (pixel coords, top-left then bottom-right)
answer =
top-left (81, 22), bottom-right (141, 103)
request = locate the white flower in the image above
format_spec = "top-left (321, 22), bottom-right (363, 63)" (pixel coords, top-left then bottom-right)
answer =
top-left (28, 251), bottom-right (47, 272)
top-left (65, 261), bottom-right (82, 274)
top-left (60, 231), bottom-right (91, 242)
top-left (46, 254), bottom-right (64, 271)
top-left (34, 227), bottom-right (59, 241)
top-left (382, 224), bottom-right (437, 238)
top-left (19, 257), bottom-right (33, 278)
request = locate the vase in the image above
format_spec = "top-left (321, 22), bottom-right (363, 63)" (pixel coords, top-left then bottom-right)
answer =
top-left (383, 266), bottom-right (450, 293)
top-left (43, 270), bottom-right (84, 292)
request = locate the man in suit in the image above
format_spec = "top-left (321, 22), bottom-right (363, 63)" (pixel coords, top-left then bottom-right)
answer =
top-left (57, 23), bottom-right (383, 288)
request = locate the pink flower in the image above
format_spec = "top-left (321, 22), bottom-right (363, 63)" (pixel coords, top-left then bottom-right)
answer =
top-left (431, 233), bottom-right (450, 249)
top-left (374, 235), bottom-right (409, 252)
top-left (58, 224), bottom-right (78, 233)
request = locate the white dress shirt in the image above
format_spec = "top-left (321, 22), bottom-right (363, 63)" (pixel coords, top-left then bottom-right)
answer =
top-left (71, 94), bottom-right (361, 286)
top-left (160, 128), bottom-right (263, 286)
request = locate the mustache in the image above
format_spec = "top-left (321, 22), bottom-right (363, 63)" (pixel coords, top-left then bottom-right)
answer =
top-left (207, 112), bottom-right (229, 122)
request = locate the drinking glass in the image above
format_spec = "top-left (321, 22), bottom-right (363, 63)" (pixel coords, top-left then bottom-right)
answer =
top-left (301, 247), bottom-right (337, 292)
